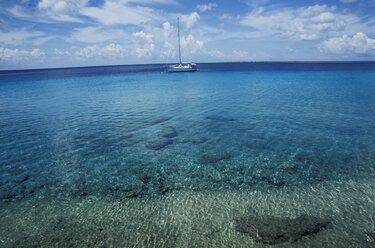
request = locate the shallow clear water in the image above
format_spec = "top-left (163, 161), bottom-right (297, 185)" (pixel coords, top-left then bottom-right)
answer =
top-left (1, 63), bottom-right (375, 247)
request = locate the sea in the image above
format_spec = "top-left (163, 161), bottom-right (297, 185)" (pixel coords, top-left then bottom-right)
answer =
top-left (0, 62), bottom-right (375, 247)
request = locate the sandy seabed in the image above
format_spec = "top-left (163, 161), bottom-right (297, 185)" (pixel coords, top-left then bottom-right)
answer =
top-left (1, 176), bottom-right (375, 248)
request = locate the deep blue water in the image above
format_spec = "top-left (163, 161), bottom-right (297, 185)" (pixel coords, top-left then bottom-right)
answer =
top-left (1, 62), bottom-right (375, 200)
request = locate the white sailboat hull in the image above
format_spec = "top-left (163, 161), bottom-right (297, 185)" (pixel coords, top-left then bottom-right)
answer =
top-left (167, 63), bottom-right (197, 72)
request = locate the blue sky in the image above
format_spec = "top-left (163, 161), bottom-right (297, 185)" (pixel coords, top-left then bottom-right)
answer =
top-left (1, 0), bottom-right (375, 69)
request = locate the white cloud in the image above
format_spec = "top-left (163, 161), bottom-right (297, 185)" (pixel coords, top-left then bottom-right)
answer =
top-left (178, 32), bottom-right (222, 60)
top-left (38, 0), bottom-right (88, 14)
top-left (54, 48), bottom-right (71, 56)
top-left (162, 22), bottom-right (173, 41)
top-left (160, 21), bottom-right (220, 60)
top-left (133, 31), bottom-right (155, 57)
top-left (298, 33), bottom-right (319, 41)
top-left (311, 12), bottom-right (335, 23)
top-left (9, 0), bottom-right (87, 23)
top-left (80, 0), bottom-right (155, 26)
top-left (207, 49), bottom-right (224, 58)
top-left (233, 50), bottom-right (249, 57)
top-left (8, 0), bottom-right (176, 24)
top-left (0, 29), bottom-right (46, 46)
top-left (160, 22), bottom-right (176, 58)
top-left (180, 34), bottom-right (204, 55)
top-left (0, 47), bottom-right (44, 62)
top-left (75, 43), bottom-right (127, 58)
top-left (133, 31), bottom-right (153, 41)
top-left (241, 4), bottom-right (358, 41)
top-left (318, 32), bottom-right (375, 55)
top-left (180, 12), bottom-right (200, 29)
top-left (196, 3), bottom-right (217, 12)
top-left (219, 14), bottom-right (233, 20)
top-left (297, 5), bottom-right (336, 17)
top-left (70, 27), bottom-right (129, 43)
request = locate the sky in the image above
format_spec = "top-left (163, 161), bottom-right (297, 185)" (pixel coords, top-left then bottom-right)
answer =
top-left (0, 0), bottom-right (375, 69)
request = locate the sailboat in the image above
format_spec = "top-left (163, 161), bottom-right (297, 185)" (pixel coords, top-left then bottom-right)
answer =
top-left (167, 17), bottom-right (198, 72)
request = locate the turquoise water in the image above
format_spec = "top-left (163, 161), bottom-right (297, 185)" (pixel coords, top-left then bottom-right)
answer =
top-left (1, 63), bottom-right (375, 247)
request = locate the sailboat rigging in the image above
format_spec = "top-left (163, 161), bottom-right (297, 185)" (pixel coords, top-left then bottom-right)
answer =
top-left (167, 17), bottom-right (198, 72)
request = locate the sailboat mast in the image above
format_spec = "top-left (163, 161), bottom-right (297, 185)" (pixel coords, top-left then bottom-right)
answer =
top-left (177, 17), bottom-right (182, 64)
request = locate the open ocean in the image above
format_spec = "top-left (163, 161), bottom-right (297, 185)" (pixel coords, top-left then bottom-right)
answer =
top-left (1, 62), bottom-right (375, 247)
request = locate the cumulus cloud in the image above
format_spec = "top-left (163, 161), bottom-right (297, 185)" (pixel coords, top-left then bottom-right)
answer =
top-left (160, 21), bottom-right (221, 60)
top-left (133, 31), bottom-right (155, 57)
top-left (180, 12), bottom-right (200, 29)
top-left (175, 32), bottom-right (222, 60)
top-left (161, 22), bottom-right (176, 57)
top-left (318, 32), bottom-right (375, 55)
top-left (133, 31), bottom-right (153, 41)
top-left (0, 47), bottom-right (44, 62)
top-left (75, 43), bottom-right (127, 58)
top-left (196, 3), bottom-right (217, 12)
top-left (241, 4), bottom-right (358, 40)
top-left (162, 22), bottom-right (173, 41)
top-left (180, 34), bottom-right (204, 55)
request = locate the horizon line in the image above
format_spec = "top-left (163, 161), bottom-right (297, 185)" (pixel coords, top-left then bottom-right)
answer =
top-left (1, 60), bottom-right (374, 72)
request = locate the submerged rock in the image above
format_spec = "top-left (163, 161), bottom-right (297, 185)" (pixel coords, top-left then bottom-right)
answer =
top-left (149, 172), bottom-right (171, 196)
top-left (146, 139), bottom-right (173, 150)
top-left (205, 115), bottom-right (235, 121)
top-left (235, 212), bottom-right (329, 245)
top-left (277, 162), bottom-right (298, 170)
top-left (293, 151), bottom-right (321, 165)
top-left (147, 117), bottom-right (172, 126)
top-left (201, 152), bottom-right (231, 163)
top-left (313, 175), bottom-right (325, 182)
top-left (177, 136), bottom-right (208, 144)
top-left (122, 179), bottom-right (145, 198)
top-left (268, 177), bottom-right (285, 187)
top-left (162, 126), bottom-right (178, 138)
top-left (0, 190), bottom-right (17, 200)
top-left (12, 174), bottom-right (30, 183)
top-left (123, 190), bottom-right (140, 198)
